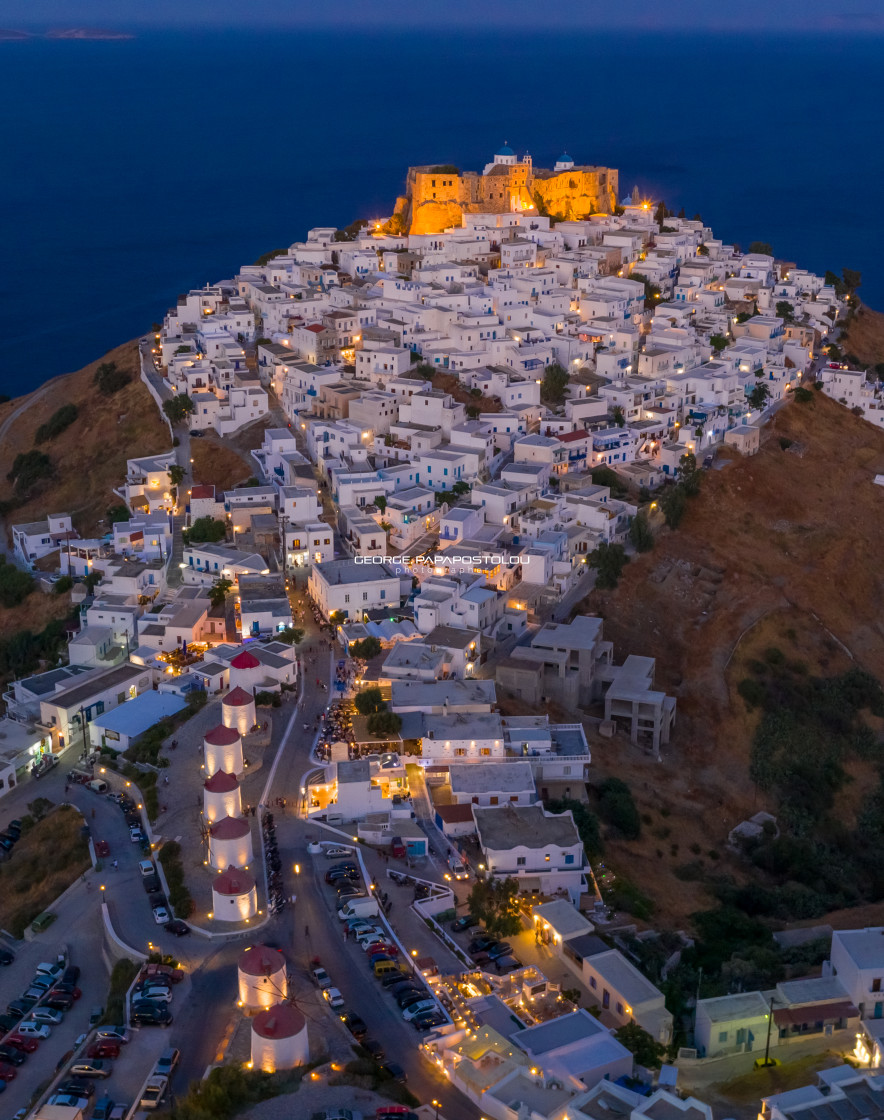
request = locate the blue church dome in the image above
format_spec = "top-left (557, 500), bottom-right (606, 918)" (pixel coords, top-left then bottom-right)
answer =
top-left (496, 144), bottom-right (515, 156)
top-left (558, 152), bottom-right (573, 163)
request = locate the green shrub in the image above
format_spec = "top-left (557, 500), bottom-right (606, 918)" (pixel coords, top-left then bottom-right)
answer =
top-left (102, 958), bottom-right (139, 1025)
top-left (94, 361), bottom-right (132, 396)
top-left (0, 559), bottom-right (35, 608)
top-left (596, 778), bottom-right (641, 839)
top-left (737, 677), bottom-right (766, 708)
top-left (35, 403), bottom-right (78, 444)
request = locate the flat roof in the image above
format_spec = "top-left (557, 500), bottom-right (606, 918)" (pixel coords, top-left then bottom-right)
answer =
top-left (474, 803), bottom-right (580, 850)
top-left (91, 690), bottom-right (187, 737)
top-left (532, 898), bottom-right (594, 939)
top-left (450, 761), bottom-right (535, 795)
top-left (47, 663), bottom-right (146, 709)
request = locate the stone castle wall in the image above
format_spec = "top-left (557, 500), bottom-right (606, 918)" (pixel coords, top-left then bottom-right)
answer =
top-left (405, 162), bottom-right (619, 235)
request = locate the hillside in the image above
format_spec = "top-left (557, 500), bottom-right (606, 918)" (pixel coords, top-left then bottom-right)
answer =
top-left (840, 303), bottom-right (884, 367)
top-left (0, 339), bottom-right (169, 536)
top-left (577, 391), bottom-right (884, 929)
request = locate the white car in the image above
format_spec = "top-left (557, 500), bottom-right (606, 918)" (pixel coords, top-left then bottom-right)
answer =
top-left (152, 905), bottom-right (170, 924)
top-left (136, 986), bottom-right (173, 1004)
top-left (402, 999), bottom-right (437, 1022)
top-left (138, 860), bottom-right (154, 877)
top-left (130, 827), bottom-right (145, 843)
top-left (322, 987), bottom-right (345, 1009)
top-left (16, 1021), bottom-right (51, 1038)
top-left (140, 1076), bottom-right (168, 1110)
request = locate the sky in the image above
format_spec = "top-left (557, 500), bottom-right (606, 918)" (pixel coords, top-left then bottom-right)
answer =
top-left (4, 0), bottom-right (884, 33)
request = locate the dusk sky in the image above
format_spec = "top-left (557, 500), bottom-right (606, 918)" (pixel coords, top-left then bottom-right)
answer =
top-left (5, 0), bottom-right (884, 32)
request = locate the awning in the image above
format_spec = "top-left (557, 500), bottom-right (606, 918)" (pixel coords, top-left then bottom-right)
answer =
top-left (774, 1000), bottom-right (859, 1027)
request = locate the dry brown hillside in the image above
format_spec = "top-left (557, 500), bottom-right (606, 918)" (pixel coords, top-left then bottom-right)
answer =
top-left (577, 391), bottom-right (884, 928)
top-left (840, 303), bottom-right (884, 366)
top-left (0, 339), bottom-right (169, 536)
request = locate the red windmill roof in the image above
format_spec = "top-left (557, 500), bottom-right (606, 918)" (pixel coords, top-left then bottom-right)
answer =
top-left (222, 686), bottom-right (253, 706)
top-left (204, 725), bottom-right (241, 746)
top-left (230, 650), bottom-right (260, 669)
top-left (204, 771), bottom-right (239, 793)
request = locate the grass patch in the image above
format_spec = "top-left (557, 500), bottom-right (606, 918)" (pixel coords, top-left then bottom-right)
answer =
top-left (0, 804), bottom-right (90, 936)
top-left (171, 1062), bottom-right (310, 1120)
top-left (158, 840), bottom-right (194, 918)
top-left (714, 1052), bottom-right (840, 1105)
top-left (102, 958), bottom-right (139, 1025)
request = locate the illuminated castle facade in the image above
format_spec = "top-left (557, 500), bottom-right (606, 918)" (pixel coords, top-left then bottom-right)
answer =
top-left (399, 144), bottom-right (619, 235)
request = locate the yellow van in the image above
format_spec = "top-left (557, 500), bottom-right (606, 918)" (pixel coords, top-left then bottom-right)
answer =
top-left (374, 959), bottom-right (402, 978)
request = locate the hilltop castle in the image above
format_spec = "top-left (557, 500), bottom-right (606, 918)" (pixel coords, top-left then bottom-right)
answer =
top-left (398, 144), bottom-right (619, 235)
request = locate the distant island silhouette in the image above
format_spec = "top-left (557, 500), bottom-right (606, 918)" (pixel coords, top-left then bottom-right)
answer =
top-left (0, 28), bottom-right (135, 41)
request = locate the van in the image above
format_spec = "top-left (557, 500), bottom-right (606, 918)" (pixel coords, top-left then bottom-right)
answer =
top-left (374, 960), bottom-right (400, 978)
top-left (338, 897), bottom-right (380, 921)
top-left (17, 1021), bottom-right (51, 1039)
top-left (31, 913), bottom-right (56, 934)
top-left (87, 780), bottom-right (109, 794)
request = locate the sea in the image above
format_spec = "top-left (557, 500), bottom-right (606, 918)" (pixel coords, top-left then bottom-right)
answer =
top-left (2, 28), bottom-right (883, 398)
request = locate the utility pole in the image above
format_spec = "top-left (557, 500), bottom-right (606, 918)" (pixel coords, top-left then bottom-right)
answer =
top-left (762, 994), bottom-right (777, 1067)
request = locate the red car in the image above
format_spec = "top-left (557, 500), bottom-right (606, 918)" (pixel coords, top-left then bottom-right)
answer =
top-left (95, 840), bottom-right (111, 857)
top-left (5, 1035), bottom-right (39, 1053)
top-left (87, 1041), bottom-right (121, 1059)
top-left (51, 985), bottom-right (82, 1000)
top-left (363, 942), bottom-right (397, 956)
top-left (0, 1061), bottom-right (18, 1080)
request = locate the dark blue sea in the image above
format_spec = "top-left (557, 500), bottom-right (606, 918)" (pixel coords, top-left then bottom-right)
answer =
top-left (2, 29), bottom-right (882, 398)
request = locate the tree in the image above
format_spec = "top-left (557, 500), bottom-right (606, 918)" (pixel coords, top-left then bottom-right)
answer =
top-left (350, 636), bottom-right (382, 659)
top-left (0, 559), bottom-right (35, 608)
top-left (253, 247), bottom-right (287, 267)
top-left (373, 495), bottom-right (387, 513)
top-left (615, 1021), bottom-right (665, 1069)
top-left (7, 450), bottom-right (54, 496)
top-left (276, 627), bottom-right (305, 646)
top-left (842, 268), bottom-right (862, 294)
top-left (589, 542), bottom-right (629, 590)
top-left (83, 571), bottom-right (101, 593)
top-left (367, 710), bottom-right (402, 738)
top-left (168, 464), bottom-right (185, 487)
top-left (678, 207), bottom-right (686, 220)
top-left (94, 360), bottom-right (132, 396)
top-left (597, 777), bottom-right (641, 839)
top-left (709, 334), bottom-right (729, 353)
top-left (208, 577), bottom-right (233, 608)
top-left (452, 480), bottom-right (470, 496)
top-left (748, 241), bottom-right (773, 256)
top-left (679, 452), bottom-right (702, 497)
top-left (792, 386), bottom-right (814, 403)
top-left (661, 484), bottom-right (687, 530)
top-left (466, 876), bottom-right (523, 938)
top-left (466, 405), bottom-right (481, 420)
top-left (183, 517), bottom-right (226, 545)
top-left (162, 394), bottom-right (195, 425)
top-left (628, 512), bottom-right (654, 553)
top-left (540, 363), bottom-right (570, 406)
top-left (354, 686), bottom-right (386, 716)
top-left (545, 798), bottom-right (603, 859)
top-left (611, 405), bottom-right (626, 428)
top-left (748, 383), bottom-right (771, 410)
top-left (775, 300), bottom-right (795, 322)
top-left (53, 575), bottom-right (73, 595)
top-left (106, 504), bottom-right (130, 525)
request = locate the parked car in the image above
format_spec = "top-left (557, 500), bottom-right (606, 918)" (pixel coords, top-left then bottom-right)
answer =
top-left (450, 915), bottom-right (476, 932)
top-left (361, 1038), bottom-right (384, 1061)
top-left (380, 969), bottom-right (410, 987)
top-left (129, 827), bottom-right (145, 843)
top-left (70, 1058), bottom-right (112, 1078)
top-left (152, 905), bottom-right (171, 925)
top-left (92, 1099), bottom-right (122, 1120)
top-left (0, 1047), bottom-right (26, 1066)
top-left (88, 1042), bottom-right (121, 1059)
top-left (5, 1035), bottom-right (39, 1053)
top-left (130, 1001), bottom-right (172, 1026)
top-left (95, 1026), bottom-right (130, 1043)
top-left (49, 1092), bottom-right (90, 1109)
top-left (0, 1062), bottom-right (17, 1081)
top-left (36, 961), bottom-right (64, 981)
top-left (62, 965), bottom-right (80, 985)
top-left (311, 966), bottom-right (331, 989)
top-left (0, 949), bottom-right (14, 966)
top-left (402, 1000), bottom-right (436, 1022)
top-left (339, 1012), bottom-right (367, 1040)
top-left (59, 1078), bottom-right (96, 1097)
top-left (51, 982), bottom-right (82, 999)
top-left (380, 1062), bottom-right (407, 1083)
top-left (493, 955), bottom-right (522, 975)
top-left (140, 1076), bottom-right (168, 1110)
top-left (164, 919), bottom-right (190, 936)
top-left (155, 1048), bottom-right (180, 1077)
top-left (28, 1007), bottom-right (64, 1025)
top-left (469, 936), bottom-right (498, 954)
top-left (486, 942), bottom-right (512, 960)
top-left (46, 992), bottom-right (75, 1011)
top-left (135, 986), bottom-right (172, 1005)
top-left (397, 990), bottom-right (431, 1010)
top-left (322, 986), bottom-right (345, 1009)
top-left (386, 981), bottom-right (422, 998)
top-left (7, 1001), bottom-right (34, 1018)
top-left (412, 1010), bottom-right (446, 1031)
top-left (142, 874), bottom-right (161, 893)
top-left (323, 846), bottom-right (353, 858)
top-left (138, 860), bottom-right (155, 877)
